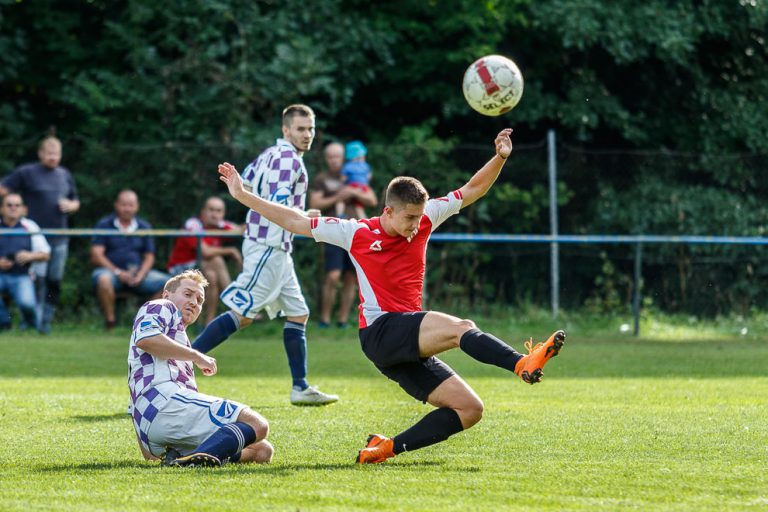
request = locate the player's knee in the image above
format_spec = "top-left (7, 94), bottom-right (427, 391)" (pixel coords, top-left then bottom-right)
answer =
top-left (287, 314), bottom-right (308, 325)
top-left (453, 318), bottom-right (477, 340)
top-left (238, 408), bottom-right (269, 440)
top-left (461, 397), bottom-right (484, 428)
top-left (252, 440), bottom-right (274, 463)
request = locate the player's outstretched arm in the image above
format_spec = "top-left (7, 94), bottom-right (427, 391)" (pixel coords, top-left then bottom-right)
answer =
top-left (218, 162), bottom-right (313, 237)
top-left (136, 334), bottom-right (217, 376)
top-left (458, 128), bottom-right (512, 208)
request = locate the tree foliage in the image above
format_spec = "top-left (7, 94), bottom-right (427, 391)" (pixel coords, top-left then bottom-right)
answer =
top-left (0, 0), bottom-right (766, 316)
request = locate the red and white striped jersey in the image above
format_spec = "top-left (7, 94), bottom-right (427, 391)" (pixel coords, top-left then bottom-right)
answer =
top-left (311, 190), bottom-right (463, 328)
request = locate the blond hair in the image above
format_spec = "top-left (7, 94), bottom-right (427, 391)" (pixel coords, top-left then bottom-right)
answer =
top-left (164, 269), bottom-right (209, 293)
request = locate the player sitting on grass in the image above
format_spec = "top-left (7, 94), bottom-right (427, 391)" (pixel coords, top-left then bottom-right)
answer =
top-left (128, 269), bottom-right (274, 467)
top-left (216, 128), bottom-right (565, 464)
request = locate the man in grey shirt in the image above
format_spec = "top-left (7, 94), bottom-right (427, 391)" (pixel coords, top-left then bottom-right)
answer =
top-left (0, 136), bottom-right (80, 334)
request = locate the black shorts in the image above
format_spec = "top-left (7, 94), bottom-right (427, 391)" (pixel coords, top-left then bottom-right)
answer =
top-left (324, 243), bottom-right (354, 273)
top-left (359, 312), bottom-right (456, 403)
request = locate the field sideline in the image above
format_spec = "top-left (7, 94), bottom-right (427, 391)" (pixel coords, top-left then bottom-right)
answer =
top-left (0, 316), bottom-right (766, 511)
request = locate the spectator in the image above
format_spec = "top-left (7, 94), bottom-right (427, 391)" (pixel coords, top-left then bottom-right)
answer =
top-left (0, 193), bottom-right (50, 332)
top-left (338, 140), bottom-right (372, 219)
top-left (90, 189), bottom-right (169, 330)
top-left (167, 196), bottom-right (243, 324)
top-left (0, 135), bottom-right (80, 334)
top-left (309, 142), bottom-right (377, 328)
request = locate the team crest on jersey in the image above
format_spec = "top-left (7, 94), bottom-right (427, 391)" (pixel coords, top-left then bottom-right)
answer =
top-left (215, 400), bottom-right (238, 420)
top-left (231, 291), bottom-right (249, 307)
top-left (325, 218), bottom-right (340, 224)
top-left (370, 240), bottom-right (382, 251)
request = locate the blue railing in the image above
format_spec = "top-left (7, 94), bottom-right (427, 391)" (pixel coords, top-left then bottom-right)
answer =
top-left (3, 228), bottom-right (767, 335)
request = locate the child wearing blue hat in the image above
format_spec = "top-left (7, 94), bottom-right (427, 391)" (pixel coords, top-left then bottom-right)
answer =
top-left (337, 141), bottom-right (372, 219)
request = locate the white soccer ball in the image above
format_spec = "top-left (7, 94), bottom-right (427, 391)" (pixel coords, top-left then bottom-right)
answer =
top-left (462, 55), bottom-right (524, 116)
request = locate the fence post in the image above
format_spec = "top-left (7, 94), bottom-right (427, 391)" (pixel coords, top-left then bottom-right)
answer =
top-left (548, 129), bottom-right (559, 318)
top-left (633, 241), bottom-right (643, 336)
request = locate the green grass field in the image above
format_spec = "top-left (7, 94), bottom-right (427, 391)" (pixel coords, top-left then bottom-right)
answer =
top-left (0, 314), bottom-right (766, 511)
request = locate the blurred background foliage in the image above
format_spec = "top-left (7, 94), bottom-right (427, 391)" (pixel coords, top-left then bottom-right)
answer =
top-left (0, 0), bottom-right (767, 318)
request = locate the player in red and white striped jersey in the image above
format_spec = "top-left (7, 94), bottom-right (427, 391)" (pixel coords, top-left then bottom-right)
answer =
top-left (217, 128), bottom-right (566, 464)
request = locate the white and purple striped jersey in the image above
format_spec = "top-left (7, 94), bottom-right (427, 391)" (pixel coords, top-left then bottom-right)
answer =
top-left (241, 138), bottom-right (308, 253)
top-left (127, 299), bottom-right (197, 451)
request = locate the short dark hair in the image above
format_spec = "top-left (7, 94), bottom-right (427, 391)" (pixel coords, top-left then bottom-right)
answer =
top-left (385, 177), bottom-right (429, 208)
top-left (282, 104), bottom-right (315, 127)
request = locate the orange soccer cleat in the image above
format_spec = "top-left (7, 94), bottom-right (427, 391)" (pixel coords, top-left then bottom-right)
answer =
top-left (356, 434), bottom-right (395, 464)
top-left (514, 330), bottom-right (566, 384)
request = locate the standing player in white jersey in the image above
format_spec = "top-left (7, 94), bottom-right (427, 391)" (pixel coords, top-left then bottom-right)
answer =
top-left (128, 269), bottom-right (273, 467)
top-left (215, 128), bottom-right (566, 464)
top-left (192, 104), bottom-right (338, 406)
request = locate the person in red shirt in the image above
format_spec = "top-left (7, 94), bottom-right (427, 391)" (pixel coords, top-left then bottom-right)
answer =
top-left (167, 197), bottom-right (243, 324)
top-left (216, 128), bottom-right (566, 464)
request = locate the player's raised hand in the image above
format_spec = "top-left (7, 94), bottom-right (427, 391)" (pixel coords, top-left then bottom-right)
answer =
top-left (218, 162), bottom-right (245, 199)
top-left (195, 352), bottom-right (218, 376)
top-left (495, 128), bottom-right (513, 160)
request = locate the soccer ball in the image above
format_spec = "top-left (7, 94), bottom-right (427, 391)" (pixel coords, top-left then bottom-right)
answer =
top-left (462, 55), bottom-right (524, 116)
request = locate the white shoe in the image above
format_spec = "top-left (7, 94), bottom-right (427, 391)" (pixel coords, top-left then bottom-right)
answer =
top-left (290, 385), bottom-right (339, 406)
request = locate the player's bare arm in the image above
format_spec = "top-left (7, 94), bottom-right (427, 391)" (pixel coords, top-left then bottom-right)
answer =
top-left (458, 128), bottom-right (512, 208)
top-left (218, 162), bottom-right (313, 237)
top-left (136, 334), bottom-right (217, 376)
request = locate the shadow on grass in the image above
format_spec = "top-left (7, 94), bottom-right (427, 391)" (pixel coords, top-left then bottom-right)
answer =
top-left (36, 460), bottom-right (479, 474)
top-left (38, 461), bottom-right (156, 472)
top-left (71, 413), bottom-right (129, 423)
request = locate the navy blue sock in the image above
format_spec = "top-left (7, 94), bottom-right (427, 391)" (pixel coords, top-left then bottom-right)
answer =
top-left (193, 422), bottom-right (256, 460)
top-left (192, 311), bottom-right (240, 353)
top-left (392, 408), bottom-right (464, 454)
top-left (459, 328), bottom-right (523, 372)
top-left (283, 321), bottom-right (308, 390)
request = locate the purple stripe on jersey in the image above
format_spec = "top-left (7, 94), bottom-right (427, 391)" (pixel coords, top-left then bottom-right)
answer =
top-left (269, 182), bottom-right (278, 194)
top-left (280, 150), bottom-right (292, 159)
top-left (146, 303), bottom-right (162, 314)
top-left (143, 403), bottom-right (159, 421)
top-left (279, 169), bottom-right (290, 182)
top-left (132, 315), bottom-right (144, 330)
top-left (145, 387), bottom-right (159, 401)
top-left (249, 211), bottom-right (261, 224)
top-left (258, 225), bottom-right (269, 238)
top-left (167, 328), bottom-right (177, 339)
top-left (133, 409), bottom-right (142, 424)
top-left (293, 159), bottom-right (301, 171)
top-left (140, 431), bottom-right (149, 443)
top-left (139, 352), bottom-right (153, 365)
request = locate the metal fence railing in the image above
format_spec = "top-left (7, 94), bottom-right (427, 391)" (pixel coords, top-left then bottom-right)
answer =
top-left (4, 228), bottom-right (768, 334)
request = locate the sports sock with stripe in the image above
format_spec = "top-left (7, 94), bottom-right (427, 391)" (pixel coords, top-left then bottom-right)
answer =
top-left (192, 422), bottom-right (256, 461)
top-left (283, 321), bottom-right (309, 390)
top-left (392, 407), bottom-right (463, 454)
top-left (191, 311), bottom-right (240, 354)
top-left (459, 328), bottom-right (523, 372)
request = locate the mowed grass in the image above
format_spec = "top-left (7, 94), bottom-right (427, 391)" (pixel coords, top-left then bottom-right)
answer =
top-left (0, 316), bottom-right (766, 511)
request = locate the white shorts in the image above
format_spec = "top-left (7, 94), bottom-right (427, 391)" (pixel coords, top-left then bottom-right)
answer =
top-left (145, 387), bottom-right (247, 457)
top-left (220, 240), bottom-right (309, 320)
